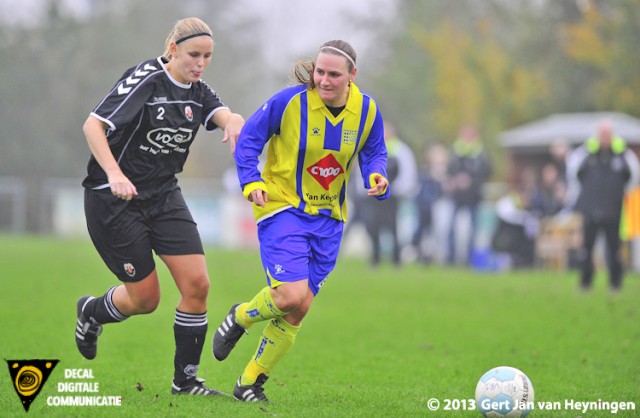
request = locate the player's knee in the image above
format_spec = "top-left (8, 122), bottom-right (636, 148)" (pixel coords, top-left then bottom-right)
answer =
top-left (132, 294), bottom-right (160, 314)
top-left (193, 275), bottom-right (210, 301)
top-left (273, 288), bottom-right (307, 312)
top-left (182, 273), bottom-right (210, 301)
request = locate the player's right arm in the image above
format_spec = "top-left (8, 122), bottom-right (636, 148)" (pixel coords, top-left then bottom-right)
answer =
top-left (83, 115), bottom-right (138, 201)
top-left (235, 88), bottom-right (300, 208)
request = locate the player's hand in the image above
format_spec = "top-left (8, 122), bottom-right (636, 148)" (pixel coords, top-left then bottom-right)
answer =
top-left (248, 189), bottom-right (268, 208)
top-left (108, 172), bottom-right (138, 201)
top-left (222, 113), bottom-right (244, 155)
top-left (368, 174), bottom-right (388, 197)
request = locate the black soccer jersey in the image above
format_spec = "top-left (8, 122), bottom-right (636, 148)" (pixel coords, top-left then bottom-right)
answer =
top-left (82, 56), bottom-right (228, 196)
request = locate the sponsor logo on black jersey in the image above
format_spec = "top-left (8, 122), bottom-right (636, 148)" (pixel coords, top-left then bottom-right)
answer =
top-left (141, 127), bottom-right (194, 155)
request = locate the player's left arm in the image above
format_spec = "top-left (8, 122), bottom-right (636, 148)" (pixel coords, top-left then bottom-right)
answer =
top-left (212, 109), bottom-right (245, 155)
top-left (367, 173), bottom-right (389, 197)
top-left (358, 107), bottom-right (390, 200)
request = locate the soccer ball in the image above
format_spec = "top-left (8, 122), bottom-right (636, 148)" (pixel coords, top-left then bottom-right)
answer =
top-left (475, 366), bottom-right (534, 417)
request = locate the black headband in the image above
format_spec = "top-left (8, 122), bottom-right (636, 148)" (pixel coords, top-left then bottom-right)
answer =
top-left (176, 32), bottom-right (212, 45)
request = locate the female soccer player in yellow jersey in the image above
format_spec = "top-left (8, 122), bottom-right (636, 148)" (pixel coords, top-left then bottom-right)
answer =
top-left (213, 40), bottom-right (390, 401)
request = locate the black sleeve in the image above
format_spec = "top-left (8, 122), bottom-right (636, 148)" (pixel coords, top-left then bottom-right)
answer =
top-left (200, 80), bottom-right (228, 131)
top-left (91, 62), bottom-right (160, 130)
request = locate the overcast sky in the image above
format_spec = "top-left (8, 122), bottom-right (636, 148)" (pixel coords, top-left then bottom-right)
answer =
top-left (0, 0), bottom-right (94, 25)
top-left (1, 0), bottom-right (398, 77)
top-left (0, 0), bottom-right (397, 49)
top-left (220, 0), bottom-right (397, 60)
top-left (0, 0), bottom-right (398, 86)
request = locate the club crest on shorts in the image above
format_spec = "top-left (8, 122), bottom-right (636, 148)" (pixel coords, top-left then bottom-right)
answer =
top-left (123, 263), bottom-right (136, 278)
top-left (184, 105), bottom-right (193, 122)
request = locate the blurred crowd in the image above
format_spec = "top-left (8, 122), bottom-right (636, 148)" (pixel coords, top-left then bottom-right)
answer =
top-left (347, 120), bottom-right (640, 288)
top-left (347, 122), bottom-right (493, 268)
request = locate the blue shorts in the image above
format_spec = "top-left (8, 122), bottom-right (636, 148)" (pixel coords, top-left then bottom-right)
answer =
top-left (257, 209), bottom-right (344, 295)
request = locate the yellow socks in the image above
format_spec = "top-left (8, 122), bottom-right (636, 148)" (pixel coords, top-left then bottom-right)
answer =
top-left (234, 286), bottom-right (301, 386)
top-left (236, 286), bottom-right (285, 329)
top-left (240, 317), bottom-right (300, 386)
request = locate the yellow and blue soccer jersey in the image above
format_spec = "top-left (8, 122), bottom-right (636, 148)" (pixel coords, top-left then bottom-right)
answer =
top-left (235, 82), bottom-right (389, 223)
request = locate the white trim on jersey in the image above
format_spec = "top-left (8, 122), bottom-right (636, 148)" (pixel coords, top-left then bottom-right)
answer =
top-left (205, 106), bottom-right (230, 131)
top-left (157, 57), bottom-right (192, 89)
top-left (90, 112), bottom-right (116, 132)
top-left (93, 72), bottom-right (163, 130)
top-left (255, 205), bottom-right (294, 224)
top-left (115, 111), bottom-right (145, 165)
top-left (146, 99), bottom-right (203, 108)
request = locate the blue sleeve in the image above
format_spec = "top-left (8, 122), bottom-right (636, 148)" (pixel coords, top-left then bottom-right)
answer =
top-left (357, 107), bottom-right (390, 200)
top-left (234, 86), bottom-right (305, 190)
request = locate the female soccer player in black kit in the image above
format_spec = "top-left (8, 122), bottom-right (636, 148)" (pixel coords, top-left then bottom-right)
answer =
top-left (76, 17), bottom-right (244, 396)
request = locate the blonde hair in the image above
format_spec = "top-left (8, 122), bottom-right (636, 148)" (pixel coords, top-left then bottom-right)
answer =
top-left (163, 17), bottom-right (213, 59)
top-left (291, 40), bottom-right (357, 88)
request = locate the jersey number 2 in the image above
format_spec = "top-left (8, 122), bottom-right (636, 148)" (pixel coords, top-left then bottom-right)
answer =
top-left (156, 107), bottom-right (165, 120)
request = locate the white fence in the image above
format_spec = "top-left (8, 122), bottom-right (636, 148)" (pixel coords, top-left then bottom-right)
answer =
top-left (0, 177), bottom-right (28, 233)
top-left (0, 176), bottom-right (259, 249)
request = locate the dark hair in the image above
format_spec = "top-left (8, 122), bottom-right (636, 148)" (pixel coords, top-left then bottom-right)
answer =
top-left (291, 40), bottom-right (357, 88)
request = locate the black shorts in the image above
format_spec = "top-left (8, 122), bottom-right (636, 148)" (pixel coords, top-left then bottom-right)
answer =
top-left (84, 185), bottom-right (204, 282)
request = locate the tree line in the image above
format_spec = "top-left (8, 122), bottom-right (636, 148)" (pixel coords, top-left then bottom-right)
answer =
top-left (364, 0), bottom-right (640, 171)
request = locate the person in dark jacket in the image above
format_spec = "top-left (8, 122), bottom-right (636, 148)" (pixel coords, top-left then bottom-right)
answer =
top-left (445, 125), bottom-right (492, 265)
top-left (567, 120), bottom-right (640, 292)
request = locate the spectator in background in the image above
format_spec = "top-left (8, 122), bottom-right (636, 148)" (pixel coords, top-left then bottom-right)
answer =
top-left (530, 163), bottom-right (566, 218)
top-left (363, 121), bottom-right (418, 267)
top-left (445, 125), bottom-right (492, 265)
top-left (491, 189), bottom-right (539, 269)
top-left (549, 139), bottom-right (570, 182)
top-left (343, 159), bottom-right (370, 240)
top-left (410, 143), bottom-right (444, 264)
top-left (567, 120), bottom-right (640, 292)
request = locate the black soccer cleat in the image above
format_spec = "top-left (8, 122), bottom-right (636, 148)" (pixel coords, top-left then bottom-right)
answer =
top-left (75, 296), bottom-right (103, 360)
top-left (171, 377), bottom-right (226, 396)
top-left (233, 374), bottom-right (269, 402)
top-left (212, 303), bottom-right (247, 361)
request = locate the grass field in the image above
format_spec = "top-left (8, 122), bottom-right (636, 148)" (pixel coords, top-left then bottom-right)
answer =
top-left (0, 235), bottom-right (638, 417)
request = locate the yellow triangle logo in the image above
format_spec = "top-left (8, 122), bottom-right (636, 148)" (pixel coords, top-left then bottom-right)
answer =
top-left (6, 359), bottom-right (59, 412)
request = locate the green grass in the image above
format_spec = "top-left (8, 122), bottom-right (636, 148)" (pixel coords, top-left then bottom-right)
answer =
top-left (0, 235), bottom-right (639, 417)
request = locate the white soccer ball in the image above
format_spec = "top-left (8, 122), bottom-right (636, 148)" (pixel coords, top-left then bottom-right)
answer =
top-left (475, 366), bottom-right (534, 417)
